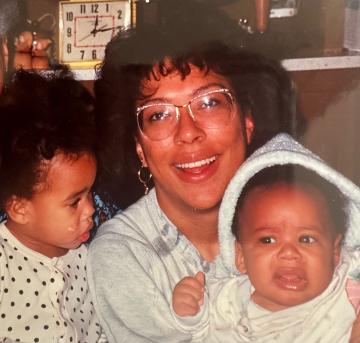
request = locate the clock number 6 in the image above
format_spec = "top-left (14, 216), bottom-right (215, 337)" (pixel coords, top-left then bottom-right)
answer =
top-left (92, 50), bottom-right (97, 60)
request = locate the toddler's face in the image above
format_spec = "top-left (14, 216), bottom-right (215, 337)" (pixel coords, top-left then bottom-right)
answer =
top-left (7, 152), bottom-right (96, 257)
top-left (235, 183), bottom-right (342, 311)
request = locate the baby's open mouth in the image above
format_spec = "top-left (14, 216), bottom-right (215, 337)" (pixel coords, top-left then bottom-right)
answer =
top-left (274, 269), bottom-right (308, 291)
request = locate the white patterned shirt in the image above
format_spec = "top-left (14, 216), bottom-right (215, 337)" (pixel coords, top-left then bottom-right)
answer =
top-left (0, 222), bottom-right (106, 343)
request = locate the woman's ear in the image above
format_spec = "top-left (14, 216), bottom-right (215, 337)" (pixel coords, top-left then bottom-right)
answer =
top-left (235, 241), bottom-right (247, 274)
top-left (5, 196), bottom-right (32, 225)
top-left (135, 139), bottom-right (148, 167)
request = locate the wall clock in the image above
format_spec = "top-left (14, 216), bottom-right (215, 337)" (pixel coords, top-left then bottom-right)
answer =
top-left (59, 0), bottom-right (133, 68)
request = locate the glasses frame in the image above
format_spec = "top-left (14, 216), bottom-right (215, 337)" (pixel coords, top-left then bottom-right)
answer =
top-left (136, 88), bottom-right (235, 140)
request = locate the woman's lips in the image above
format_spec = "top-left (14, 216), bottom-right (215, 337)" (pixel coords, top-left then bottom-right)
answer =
top-left (174, 155), bottom-right (218, 182)
top-left (175, 155), bottom-right (216, 169)
top-left (274, 269), bottom-right (308, 291)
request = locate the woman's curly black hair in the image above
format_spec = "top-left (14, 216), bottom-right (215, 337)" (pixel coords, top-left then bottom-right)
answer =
top-left (94, 1), bottom-right (306, 207)
top-left (0, 68), bottom-right (96, 209)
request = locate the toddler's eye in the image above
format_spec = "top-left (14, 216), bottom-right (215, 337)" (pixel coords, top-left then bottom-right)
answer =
top-left (69, 198), bottom-right (80, 208)
top-left (259, 236), bottom-right (276, 244)
top-left (299, 235), bottom-right (316, 244)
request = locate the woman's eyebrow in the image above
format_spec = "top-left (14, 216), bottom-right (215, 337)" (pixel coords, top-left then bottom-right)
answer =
top-left (192, 83), bottom-right (227, 97)
top-left (138, 82), bottom-right (228, 107)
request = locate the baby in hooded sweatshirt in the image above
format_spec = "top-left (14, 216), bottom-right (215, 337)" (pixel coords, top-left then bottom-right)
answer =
top-left (171, 134), bottom-right (360, 343)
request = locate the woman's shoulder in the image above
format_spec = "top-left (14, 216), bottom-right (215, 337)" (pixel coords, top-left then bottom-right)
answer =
top-left (91, 189), bottom-right (163, 244)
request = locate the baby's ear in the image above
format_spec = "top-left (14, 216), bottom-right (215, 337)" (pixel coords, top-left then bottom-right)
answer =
top-left (333, 234), bottom-right (343, 266)
top-left (5, 196), bottom-right (32, 224)
top-left (235, 241), bottom-right (247, 274)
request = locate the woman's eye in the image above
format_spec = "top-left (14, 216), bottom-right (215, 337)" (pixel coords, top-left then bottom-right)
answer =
top-left (200, 97), bottom-right (219, 109)
top-left (299, 235), bottom-right (316, 244)
top-left (259, 236), bottom-right (276, 244)
top-left (148, 111), bottom-right (170, 122)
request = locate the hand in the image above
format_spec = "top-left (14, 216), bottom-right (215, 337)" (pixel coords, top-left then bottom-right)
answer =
top-left (12, 31), bottom-right (52, 70)
top-left (172, 271), bottom-right (205, 317)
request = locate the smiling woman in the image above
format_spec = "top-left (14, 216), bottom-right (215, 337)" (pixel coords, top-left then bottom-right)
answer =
top-left (86, 4), bottom-right (306, 339)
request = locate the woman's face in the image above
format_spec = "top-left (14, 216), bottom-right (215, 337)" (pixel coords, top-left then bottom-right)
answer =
top-left (136, 66), bottom-right (254, 213)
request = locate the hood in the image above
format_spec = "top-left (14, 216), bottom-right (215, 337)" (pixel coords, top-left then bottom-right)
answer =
top-left (219, 133), bottom-right (360, 275)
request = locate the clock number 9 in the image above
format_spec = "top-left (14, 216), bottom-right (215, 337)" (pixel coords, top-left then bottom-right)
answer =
top-left (67, 28), bottom-right (72, 38)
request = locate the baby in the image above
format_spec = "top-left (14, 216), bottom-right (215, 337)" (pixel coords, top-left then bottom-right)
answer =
top-left (172, 135), bottom-right (360, 343)
top-left (0, 69), bottom-right (106, 342)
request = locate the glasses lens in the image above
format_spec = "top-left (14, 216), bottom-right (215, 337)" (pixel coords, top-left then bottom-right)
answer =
top-left (138, 104), bottom-right (177, 140)
top-left (190, 90), bottom-right (233, 128)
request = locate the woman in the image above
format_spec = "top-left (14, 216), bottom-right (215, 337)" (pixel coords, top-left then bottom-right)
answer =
top-left (87, 15), bottom-right (306, 341)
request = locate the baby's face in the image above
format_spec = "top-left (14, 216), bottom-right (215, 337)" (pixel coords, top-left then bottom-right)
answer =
top-left (7, 152), bottom-right (96, 257)
top-left (235, 183), bottom-right (342, 312)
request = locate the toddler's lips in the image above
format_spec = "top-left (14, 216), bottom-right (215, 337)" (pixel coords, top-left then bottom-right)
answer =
top-left (79, 231), bottom-right (90, 242)
top-left (274, 269), bottom-right (308, 291)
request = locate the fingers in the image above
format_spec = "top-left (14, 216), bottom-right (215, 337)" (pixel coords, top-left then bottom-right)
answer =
top-left (14, 31), bottom-right (33, 53)
top-left (173, 274), bottom-right (206, 317)
top-left (32, 38), bottom-right (52, 57)
top-left (195, 271), bottom-right (205, 286)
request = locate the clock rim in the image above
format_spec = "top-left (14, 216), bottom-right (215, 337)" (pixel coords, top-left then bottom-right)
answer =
top-left (58, 0), bottom-right (134, 68)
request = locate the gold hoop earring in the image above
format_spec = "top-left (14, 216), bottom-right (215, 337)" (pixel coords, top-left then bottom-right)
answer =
top-left (138, 165), bottom-right (152, 195)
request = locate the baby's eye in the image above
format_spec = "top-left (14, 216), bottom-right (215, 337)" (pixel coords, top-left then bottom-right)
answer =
top-left (259, 236), bottom-right (276, 244)
top-left (299, 235), bottom-right (316, 244)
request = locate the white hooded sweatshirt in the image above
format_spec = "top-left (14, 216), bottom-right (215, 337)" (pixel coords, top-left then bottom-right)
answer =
top-left (173, 133), bottom-right (360, 342)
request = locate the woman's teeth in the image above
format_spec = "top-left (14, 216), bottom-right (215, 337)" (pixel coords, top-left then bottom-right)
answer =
top-left (176, 156), bottom-right (216, 169)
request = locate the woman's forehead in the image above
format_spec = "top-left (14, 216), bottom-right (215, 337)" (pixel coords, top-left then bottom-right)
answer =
top-left (138, 65), bottom-right (231, 102)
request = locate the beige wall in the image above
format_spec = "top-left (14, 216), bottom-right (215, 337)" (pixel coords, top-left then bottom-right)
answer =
top-left (293, 69), bottom-right (360, 186)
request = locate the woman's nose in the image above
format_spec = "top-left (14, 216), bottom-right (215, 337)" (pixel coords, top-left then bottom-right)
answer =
top-left (174, 106), bottom-right (206, 144)
top-left (278, 243), bottom-right (301, 261)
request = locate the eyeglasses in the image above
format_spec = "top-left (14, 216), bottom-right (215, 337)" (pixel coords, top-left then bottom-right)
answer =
top-left (136, 88), bottom-right (235, 140)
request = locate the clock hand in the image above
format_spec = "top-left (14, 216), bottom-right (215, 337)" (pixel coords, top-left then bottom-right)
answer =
top-left (78, 24), bottom-right (108, 42)
top-left (95, 25), bottom-right (122, 33)
top-left (93, 15), bottom-right (98, 37)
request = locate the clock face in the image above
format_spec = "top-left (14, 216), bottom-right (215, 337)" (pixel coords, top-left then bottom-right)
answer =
top-left (59, 0), bottom-right (131, 65)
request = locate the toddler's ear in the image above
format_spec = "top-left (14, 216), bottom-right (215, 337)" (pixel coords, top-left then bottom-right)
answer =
top-left (235, 241), bottom-right (247, 274)
top-left (5, 196), bottom-right (32, 224)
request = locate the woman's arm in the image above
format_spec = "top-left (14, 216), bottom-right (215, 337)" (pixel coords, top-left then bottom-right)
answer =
top-left (87, 232), bottom-right (193, 343)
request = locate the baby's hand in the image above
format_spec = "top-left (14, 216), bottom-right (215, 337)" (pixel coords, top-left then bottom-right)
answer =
top-left (172, 271), bottom-right (205, 317)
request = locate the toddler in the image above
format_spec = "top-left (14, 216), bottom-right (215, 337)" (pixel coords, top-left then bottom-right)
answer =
top-left (0, 69), bottom-right (106, 342)
top-left (172, 135), bottom-right (360, 342)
